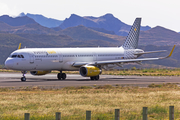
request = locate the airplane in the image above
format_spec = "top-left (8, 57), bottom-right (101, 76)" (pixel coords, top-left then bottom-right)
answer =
top-left (4, 18), bottom-right (175, 81)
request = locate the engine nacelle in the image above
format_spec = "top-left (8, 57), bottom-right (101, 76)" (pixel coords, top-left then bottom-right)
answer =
top-left (79, 65), bottom-right (102, 77)
top-left (30, 71), bottom-right (51, 76)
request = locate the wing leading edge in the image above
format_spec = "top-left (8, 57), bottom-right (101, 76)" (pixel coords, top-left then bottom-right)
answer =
top-left (72, 45), bottom-right (175, 67)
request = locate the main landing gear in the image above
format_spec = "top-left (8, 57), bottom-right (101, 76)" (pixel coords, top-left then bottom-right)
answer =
top-left (90, 75), bottom-right (99, 80)
top-left (57, 71), bottom-right (66, 80)
top-left (21, 71), bottom-right (27, 82)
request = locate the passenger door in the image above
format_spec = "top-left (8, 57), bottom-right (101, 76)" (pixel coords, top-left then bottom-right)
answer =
top-left (59, 52), bottom-right (63, 62)
top-left (29, 53), bottom-right (34, 63)
top-left (93, 52), bottom-right (97, 61)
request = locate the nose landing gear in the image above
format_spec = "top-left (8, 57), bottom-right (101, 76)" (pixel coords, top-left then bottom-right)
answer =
top-left (21, 71), bottom-right (27, 81)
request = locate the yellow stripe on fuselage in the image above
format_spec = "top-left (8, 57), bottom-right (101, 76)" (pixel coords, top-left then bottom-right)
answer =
top-left (47, 50), bottom-right (56, 54)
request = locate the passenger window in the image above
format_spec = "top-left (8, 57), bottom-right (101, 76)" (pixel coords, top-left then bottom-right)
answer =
top-left (17, 55), bottom-right (21, 58)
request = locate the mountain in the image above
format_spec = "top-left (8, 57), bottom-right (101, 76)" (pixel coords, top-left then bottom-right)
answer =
top-left (19, 13), bottom-right (63, 28)
top-left (139, 26), bottom-right (180, 45)
top-left (59, 14), bottom-right (151, 36)
top-left (0, 15), bottom-right (60, 35)
top-left (61, 25), bottom-right (180, 46)
top-left (88, 27), bottom-right (115, 35)
top-left (0, 21), bottom-right (59, 35)
top-left (16, 34), bottom-right (74, 47)
top-left (0, 15), bottom-right (36, 26)
top-left (61, 25), bottom-right (125, 46)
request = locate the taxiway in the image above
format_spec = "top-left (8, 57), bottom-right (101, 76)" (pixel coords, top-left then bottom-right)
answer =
top-left (0, 72), bottom-right (179, 88)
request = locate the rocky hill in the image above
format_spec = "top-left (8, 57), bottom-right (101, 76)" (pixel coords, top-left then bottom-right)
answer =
top-left (0, 15), bottom-right (36, 26)
top-left (139, 26), bottom-right (180, 45)
top-left (59, 14), bottom-right (151, 36)
top-left (0, 16), bottom-right (59, 35)
top-left (61, 25), bottom-right (125, 45)
top-left (19, 13), bottom-right (63, 28)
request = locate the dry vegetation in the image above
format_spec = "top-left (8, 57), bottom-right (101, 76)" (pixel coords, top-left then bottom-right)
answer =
top-left (1, 68), bottom-right (180, 77)
top-left (102, 68), bottom-right (180, 76)
top-left (1, 84), bottom-right (180, 120)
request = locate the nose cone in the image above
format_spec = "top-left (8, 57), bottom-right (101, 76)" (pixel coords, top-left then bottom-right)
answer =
top-left (5, 58), bottom-right (14, 69)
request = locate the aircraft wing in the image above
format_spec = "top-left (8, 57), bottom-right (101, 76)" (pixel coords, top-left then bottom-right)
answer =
top-left (72, 45), bottom-right (175, 67)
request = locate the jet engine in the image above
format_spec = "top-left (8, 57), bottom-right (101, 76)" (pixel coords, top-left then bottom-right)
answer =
top-left (30, 71), bottom-right (51, 75)
top-left (79, 65), bottom-right (102, 77)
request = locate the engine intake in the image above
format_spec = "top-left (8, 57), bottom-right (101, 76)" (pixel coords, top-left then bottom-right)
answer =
top-left (30, 71), bottom-right (51, 75)
top-left (80, 65), bottom-right (101, 77)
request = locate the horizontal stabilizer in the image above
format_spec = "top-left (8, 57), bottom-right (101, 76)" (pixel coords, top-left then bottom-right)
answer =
top-left (134, 50), bottom-right (167, 55)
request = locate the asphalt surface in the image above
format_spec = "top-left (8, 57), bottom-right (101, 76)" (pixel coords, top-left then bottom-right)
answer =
top-left (0, 72), bottom-right (180, 88)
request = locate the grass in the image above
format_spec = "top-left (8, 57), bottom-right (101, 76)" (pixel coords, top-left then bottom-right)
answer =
top-left (0, 84), bottom-right (180, 119)
top-left (2, 68), bottom-right (180, 76)
top-left (102, 68), bottom-right (180, 76)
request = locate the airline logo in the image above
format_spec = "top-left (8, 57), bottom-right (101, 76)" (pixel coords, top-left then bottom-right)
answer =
top-left (33, 51), bottom-right (56, 55)
top-left (47, 50), bottom-right (56, 54)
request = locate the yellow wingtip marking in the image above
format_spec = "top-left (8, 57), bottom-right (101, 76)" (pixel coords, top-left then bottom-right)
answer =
top-left (167, 45), bottom-right (175, 58)
top-left (18, 43), bottom-right (21, 50)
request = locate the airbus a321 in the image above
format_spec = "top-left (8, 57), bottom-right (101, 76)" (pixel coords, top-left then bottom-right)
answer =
top-left (5, 18), bottom-right (175, 81)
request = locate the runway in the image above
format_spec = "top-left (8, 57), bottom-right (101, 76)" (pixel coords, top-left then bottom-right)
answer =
top-left (0, 72), bottom-right (180, 88)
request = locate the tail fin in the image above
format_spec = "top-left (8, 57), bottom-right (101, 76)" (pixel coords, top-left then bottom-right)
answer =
top-left (122, 18), bottom-right (141, 49)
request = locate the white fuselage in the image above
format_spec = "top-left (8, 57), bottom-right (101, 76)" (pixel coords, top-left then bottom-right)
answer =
top-left (5, 47), bottom-right (140, 71)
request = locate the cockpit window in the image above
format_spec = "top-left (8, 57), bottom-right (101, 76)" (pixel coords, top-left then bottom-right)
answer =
top-left (12, 55), bottom-right (17, 58)
top-left (11, 54), bottom-right (24, 58)
top-left (21, 55), bottom-right (24, 58)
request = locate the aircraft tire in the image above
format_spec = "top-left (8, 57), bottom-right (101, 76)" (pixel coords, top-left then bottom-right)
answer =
top-left (21, 77), bottom-right (26, 82)
top-left (90, 77), bottom-right (95, 80)
top-left (62, 73), bottom-right (66, 80)
top-left (57, 73), bottom-right (62, 80)
top-left (95, 75), bottom-right (99, 80)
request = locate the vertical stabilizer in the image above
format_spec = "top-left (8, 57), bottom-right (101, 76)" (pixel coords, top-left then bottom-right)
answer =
top-left (122, 18), bottom-right (141, 49)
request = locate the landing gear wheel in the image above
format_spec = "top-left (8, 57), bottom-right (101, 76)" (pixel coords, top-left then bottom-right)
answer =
top-left (57, 73), bottom-right (62, 80)
top-left (95, 75), bottom-right (99, 80)
top-left (57, 72), bottom-right (66, 80)
top-left (21, 77), bottom-right (26, 81)
top-left (62, 73), bottom-right (66, 80)
top-left (21, 71), bottom-right (27, 82)
top-left (90, 75), bottom-right (99, 80)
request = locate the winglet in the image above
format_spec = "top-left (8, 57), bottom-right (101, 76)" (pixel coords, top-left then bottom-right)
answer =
top-left (18, 43), bottom-right (21, 50)
top-left (166, 45), bottom-right (175, 58)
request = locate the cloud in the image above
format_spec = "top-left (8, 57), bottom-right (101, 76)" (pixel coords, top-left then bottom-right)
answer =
top-left (0, 2), bottom-right (19, 17)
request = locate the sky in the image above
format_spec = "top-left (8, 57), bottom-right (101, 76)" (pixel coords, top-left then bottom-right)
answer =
top-left (0, 0), bottom-right (180, 32)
